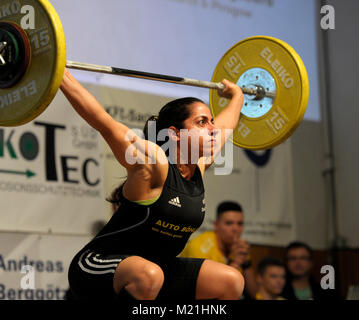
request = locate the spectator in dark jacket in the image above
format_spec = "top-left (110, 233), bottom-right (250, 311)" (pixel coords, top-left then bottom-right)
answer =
top-left (282, 241), bottom-right (342, 300)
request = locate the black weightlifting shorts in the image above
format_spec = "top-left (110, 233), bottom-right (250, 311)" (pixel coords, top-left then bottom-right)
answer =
top-left (68, 249), bottom-right (205, 301)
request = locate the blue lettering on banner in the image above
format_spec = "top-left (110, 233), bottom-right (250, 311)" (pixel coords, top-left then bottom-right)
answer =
top-left (0, 255), bottom-right (64, 273)
top-left (0, 283), bottom-right (67, 300)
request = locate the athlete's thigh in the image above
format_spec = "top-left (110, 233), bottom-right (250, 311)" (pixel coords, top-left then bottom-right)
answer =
top-left (113, 255), bottom-right (164, 294)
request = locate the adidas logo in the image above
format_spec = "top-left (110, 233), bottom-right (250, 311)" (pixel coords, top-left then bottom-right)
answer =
top-left (168, 197), bottom-right (181, 208)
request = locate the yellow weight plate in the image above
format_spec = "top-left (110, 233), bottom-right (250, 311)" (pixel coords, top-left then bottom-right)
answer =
top-left (210, 36), bottom-right (309, 150)
top-left (0, 0), bottom-right (66, 126)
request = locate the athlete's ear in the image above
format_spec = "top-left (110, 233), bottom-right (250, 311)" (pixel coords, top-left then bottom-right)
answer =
top-left (168, 126), bottom-right (180, 142)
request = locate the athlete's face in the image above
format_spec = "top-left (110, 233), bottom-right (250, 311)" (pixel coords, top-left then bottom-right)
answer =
top-left (258, 266), bottom-right (286, 296)
top-left (286, 247), bottom-right (312, 278)
top-left (179, 102), bottom-right (218, 159)
top-left (214, 211), bottom-right (244, 246)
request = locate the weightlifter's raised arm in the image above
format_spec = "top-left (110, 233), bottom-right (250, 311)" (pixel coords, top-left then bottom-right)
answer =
top-left (60, 69), bottom-right (166, 171)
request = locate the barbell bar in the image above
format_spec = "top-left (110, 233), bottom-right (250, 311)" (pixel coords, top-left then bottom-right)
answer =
top-left (0, 40), bottom-right (276, 98)
top-left (65, 60), bottom-right (276, 99)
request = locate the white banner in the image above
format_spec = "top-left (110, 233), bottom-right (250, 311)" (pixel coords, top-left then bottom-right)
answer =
top-left (0, 232), bottom-right (90, 300)
top-left (203, 140), bottom-right (295, 246)
top-left (0, 84), bottom-right (105, 235)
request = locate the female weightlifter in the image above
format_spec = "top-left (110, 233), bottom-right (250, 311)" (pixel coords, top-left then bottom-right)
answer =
top-left (60, 68), bottom-right (245, 300)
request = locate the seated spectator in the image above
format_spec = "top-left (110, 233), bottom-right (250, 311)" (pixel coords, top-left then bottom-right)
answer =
top-left (255, 257), bottom-right (286, 300)
top-left (181, 201), bottom-right (258, 298)
top-left (282, 241), bottom-right (342, 300)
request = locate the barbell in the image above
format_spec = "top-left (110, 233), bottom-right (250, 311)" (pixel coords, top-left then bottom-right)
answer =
top-left (0, 0), bottom-right (309, 150)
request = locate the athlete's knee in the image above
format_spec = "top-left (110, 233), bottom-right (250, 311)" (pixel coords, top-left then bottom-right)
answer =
top-left (116, 256), bottom-right (164, 299)
top-left (135, 263), bottom-right (164, 296)
top-left (222, 268), bottom-right (244, 299)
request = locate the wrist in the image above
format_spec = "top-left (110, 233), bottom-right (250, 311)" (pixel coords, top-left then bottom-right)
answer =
top-left (230, 91), bottom-right (244, 101)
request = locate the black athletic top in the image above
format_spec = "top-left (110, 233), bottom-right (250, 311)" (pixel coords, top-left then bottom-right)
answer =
top-left (80, 163), bottom-right (205, 261)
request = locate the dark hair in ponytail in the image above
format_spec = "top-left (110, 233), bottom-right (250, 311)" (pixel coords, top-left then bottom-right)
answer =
top-left (106, 182), bottom-right (126, 213)
top-left (143, 97), bottom-right (204, 147)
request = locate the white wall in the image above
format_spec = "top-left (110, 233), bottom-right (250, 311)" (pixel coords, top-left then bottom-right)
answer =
top-left (323, 0), bottom-right (359, 248)
top-left (290, 120), bottom-right (328, 249)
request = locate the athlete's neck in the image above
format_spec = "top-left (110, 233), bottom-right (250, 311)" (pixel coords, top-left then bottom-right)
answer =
top-left (174, 143), bottom-right (200, 170)
top-left (176, 163), bottom-right (197, 180)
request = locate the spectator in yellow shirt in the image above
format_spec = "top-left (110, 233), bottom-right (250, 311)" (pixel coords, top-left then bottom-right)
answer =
top-left (181, 201), bottom-right (258, 298)
top-left (255, 257), bottom-right (286, 300)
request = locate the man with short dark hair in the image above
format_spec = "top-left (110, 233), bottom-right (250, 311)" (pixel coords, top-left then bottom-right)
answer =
top-left (181, 201), bottom-right (258, 298)
top-left (255, 257), bottom-right (286, 300)
top-left (282, 241), bottom-right (342, 300)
